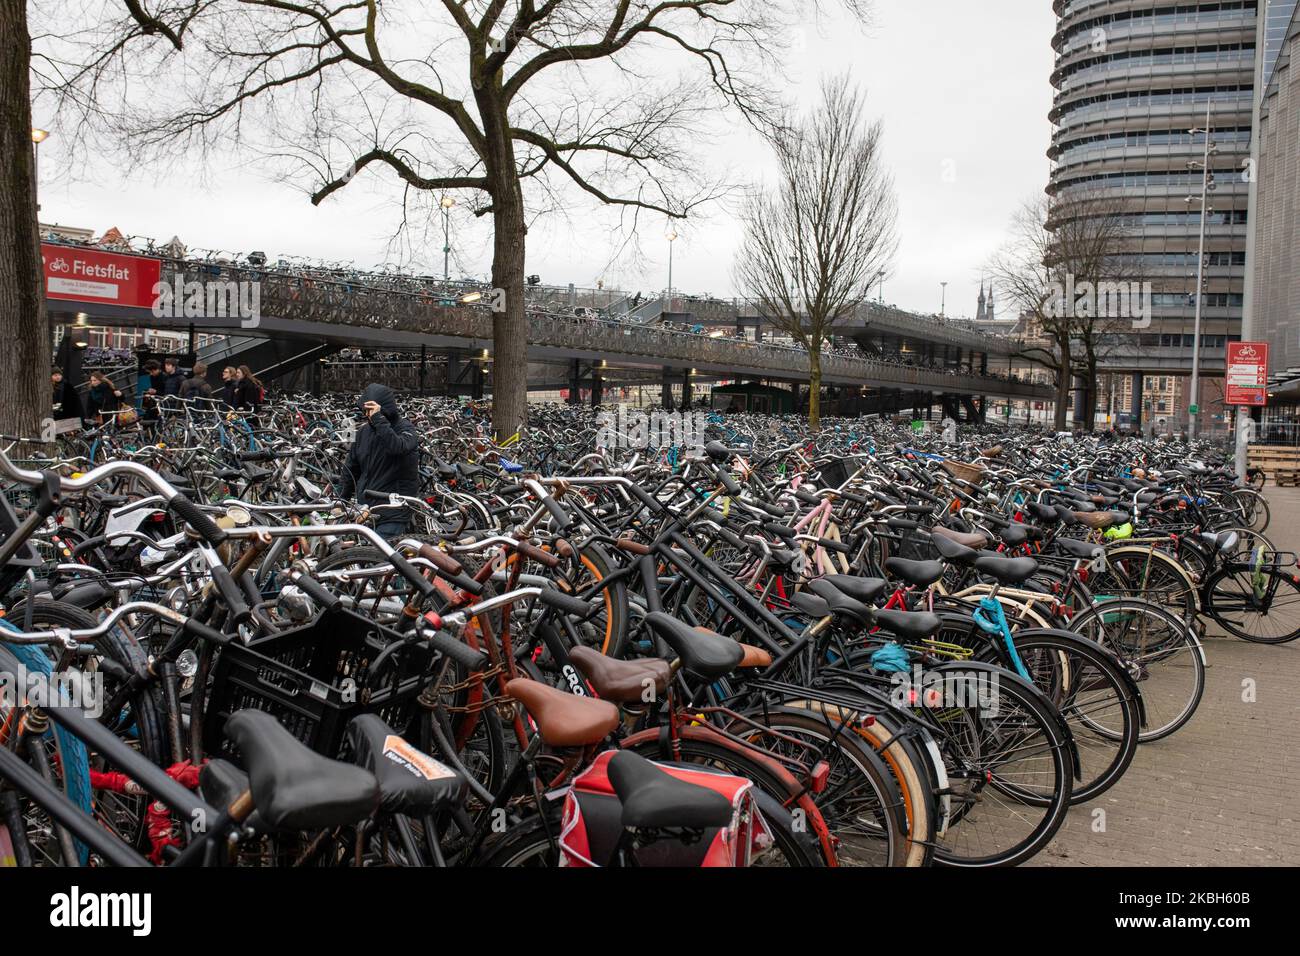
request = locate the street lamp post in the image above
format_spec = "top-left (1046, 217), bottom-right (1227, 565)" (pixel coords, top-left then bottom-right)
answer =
top-left (440, 196), bottom-right (456, 282)
top-left (31, 129), bottom-right (49, 214)
top-left (665, 226), bottom-right (677, 312)
top-left (940, 281), bottom-right (948, 318)
top-left (1186, 99), bottom-right (1216, 441)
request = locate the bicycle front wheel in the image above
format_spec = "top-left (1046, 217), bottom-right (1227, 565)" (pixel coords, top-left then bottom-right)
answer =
top-left (927, 667), bottom-right (1074, 868)
top-left (1068, 598), bottom-right (1205, 741)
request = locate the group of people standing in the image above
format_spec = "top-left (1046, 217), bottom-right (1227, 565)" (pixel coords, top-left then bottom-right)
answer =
top-left (52, 360), bottom-right (266, 425)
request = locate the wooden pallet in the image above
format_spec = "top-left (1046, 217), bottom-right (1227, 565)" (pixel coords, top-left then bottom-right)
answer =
top-left (1248, 449), bottom-right (1300, 460)
top-left (1247, 446), bottom-right (1300, 485)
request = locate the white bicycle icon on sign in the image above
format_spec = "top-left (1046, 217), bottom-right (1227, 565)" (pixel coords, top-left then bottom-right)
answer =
top-left (1237, 345), bottom-right (1257, 358)
top-left (49, 258), bottom-right (70, 273)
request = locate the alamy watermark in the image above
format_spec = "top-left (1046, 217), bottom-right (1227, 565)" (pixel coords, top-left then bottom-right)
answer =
top-left (152, 273), bottom-right (261, 329)
top-left (595, 405), bottom-right (709, 455)
top-left (1042, 274), bottom-right (1153, 329)
top-left (889, 665), bottom-right (1000, 717)
top-left (0, 664), bottom-right (104, 718)
top-left (466, 288), bottom-right (507, 313)
top-left (50, 886), bottom-right (151, 936)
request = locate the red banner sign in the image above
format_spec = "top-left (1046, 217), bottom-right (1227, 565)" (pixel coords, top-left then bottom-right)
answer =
top-left (42, 243), bottom-right (162, 310)
top-left (1225, 341), bottom-right (1269, 406)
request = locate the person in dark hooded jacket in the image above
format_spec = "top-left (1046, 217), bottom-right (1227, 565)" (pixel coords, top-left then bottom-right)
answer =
top-left (335, 383), bottom-right (420, 538)
top-left (52, 370), bottom-right (84, 421)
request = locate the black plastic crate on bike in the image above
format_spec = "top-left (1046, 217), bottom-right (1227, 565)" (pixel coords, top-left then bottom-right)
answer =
top-left (816, 456), bottom-right (868, 490)
top-left (896, 526), bottom-right (940, 562)
top-left (204, 604), bottom-right (435, 761)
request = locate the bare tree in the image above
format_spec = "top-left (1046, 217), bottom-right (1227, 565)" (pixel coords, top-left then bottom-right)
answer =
top-left (990, 198), bottom-right (1072, 430)
top-left (37, 0), bottom-right (872, 439)
top-left (990, 191), bottom-right (1131, 430)
top-left (1048, 190), bottom-right (1133, 429)
top-left (733, 76), bottom-right (896, 430)
top-left (1, 1), bottom-right (194, 443)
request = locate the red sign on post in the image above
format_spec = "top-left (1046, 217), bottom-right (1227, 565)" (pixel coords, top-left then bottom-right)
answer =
top-left (42, 243), bottom-right (162, 310)
top-left (1225, 341), bottom-right (1269, 406)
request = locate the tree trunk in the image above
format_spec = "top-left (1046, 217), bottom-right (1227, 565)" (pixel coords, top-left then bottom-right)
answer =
top-left (1052, 337), bottom-right (1071, 431)
top-left (1081, 350), bottom-right (1099, 431)
top-left (0, 0), bottom-right (50, 442)
top-left (807, 347), bottom-right (822, 431)
top-left (477, 77), bottom-right (529, 441)
top-left (490, 192), bottom-right (527, 441)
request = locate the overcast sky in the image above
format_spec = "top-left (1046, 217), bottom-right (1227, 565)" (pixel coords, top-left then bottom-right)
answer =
top-left (33, 0), bottom-right (1057, 321)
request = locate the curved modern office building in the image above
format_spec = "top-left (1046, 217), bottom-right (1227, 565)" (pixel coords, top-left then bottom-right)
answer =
top-left (1049, 0), bottom-right (1266, 428)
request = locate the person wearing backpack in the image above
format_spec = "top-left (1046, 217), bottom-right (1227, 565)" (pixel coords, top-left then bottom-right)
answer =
top-left (180, 362), bottom-right (214, 404)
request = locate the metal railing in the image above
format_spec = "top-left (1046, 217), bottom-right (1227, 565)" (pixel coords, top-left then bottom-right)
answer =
top-left (42, 239), bottom-right (1049, 398)
top-left (149, 260), bottom-right (1049, 398)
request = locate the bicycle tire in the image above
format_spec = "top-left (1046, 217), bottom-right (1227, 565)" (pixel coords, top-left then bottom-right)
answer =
top-left (1204, 564), bottom-right (1300, 644)
top-left (1066, 598), bottom-right (1205, 741)
top-left (974, 628), bottom-right (1142, 803)
top-left (921, 664), bottom-right (1075, 868)
top-left (771, 696), bottom-right (939, 867)
top-left (505, 540), bottom-right (629, 658)
top-left (740, 704), bottom-right (923, 867)
top-left (1095, 545), bottom-right (1199, 625)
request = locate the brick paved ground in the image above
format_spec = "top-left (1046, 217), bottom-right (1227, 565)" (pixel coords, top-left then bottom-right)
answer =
top-left (1031, 487), bottom-right (1300, 866)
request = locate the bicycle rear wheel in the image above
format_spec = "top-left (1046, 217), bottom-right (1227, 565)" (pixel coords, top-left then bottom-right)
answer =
top-left (1205, 565), bottom-right (1300, 644)
top-left (934, 618), bottom-right (1139, 802)
top-left (778, 698), bottom-right (939, 867)
top-left (1092, 546), bottom-right (1198, 626)
top-left (980, 629), bottom-right (1141, 802)
top-left (736, 705), bottom-right (915, 867)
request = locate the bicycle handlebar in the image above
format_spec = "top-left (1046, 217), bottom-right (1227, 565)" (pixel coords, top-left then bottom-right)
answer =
top-left (0, 447), bottom-right (228, 545)
top-left (0, 601), bottom-right (228, 649)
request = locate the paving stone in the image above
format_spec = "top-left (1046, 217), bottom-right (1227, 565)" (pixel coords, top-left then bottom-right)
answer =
top-left (1029, 487), bottom-right (1300, 866)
